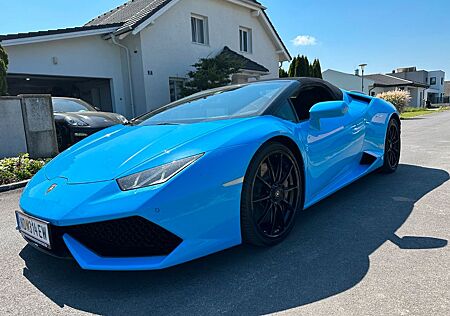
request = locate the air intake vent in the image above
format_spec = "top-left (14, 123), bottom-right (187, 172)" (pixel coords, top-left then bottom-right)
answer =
top-left (348, 92), bottom-right (372, 104)
top-left (360, 152), bottom-right (377, 165)
top-left (63, 216), bottom-right (183, 258)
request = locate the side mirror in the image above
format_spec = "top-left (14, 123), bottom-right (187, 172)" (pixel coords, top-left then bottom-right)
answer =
top-left (309, 101), bottom-right (348, 129)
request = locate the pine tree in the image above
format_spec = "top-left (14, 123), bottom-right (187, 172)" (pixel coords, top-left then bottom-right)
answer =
top-left (288, 55), bottom-right (323, 78)
top-left (279, 68), bottom-right (289, 78)
top-left (294, 56), bottom-right (301, 77)
top-left (304, 56), bottom-right (311, 77)
top-left (297, 55), bottom-right (309, 77)
top-left (312, 59), bottom-right (323, 79)
top-left (288, 56), bottom-right (298, 77)
top-left (0, 44), bottom-right (8, 96)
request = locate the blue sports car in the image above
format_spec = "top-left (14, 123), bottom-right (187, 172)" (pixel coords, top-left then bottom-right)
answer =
top-left (16, 78), bottom-right (400, 271)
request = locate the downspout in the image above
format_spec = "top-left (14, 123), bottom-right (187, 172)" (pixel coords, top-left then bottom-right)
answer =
top-left (111, 34), bottom-right (135, 118)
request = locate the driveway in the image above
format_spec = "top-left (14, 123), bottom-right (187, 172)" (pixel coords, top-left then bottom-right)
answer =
top-left (1, 111), bottom-right (449, 315)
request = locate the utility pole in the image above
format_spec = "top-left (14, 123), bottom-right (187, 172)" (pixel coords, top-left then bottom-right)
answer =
top-left (359, 63), bottom-right (367, 93)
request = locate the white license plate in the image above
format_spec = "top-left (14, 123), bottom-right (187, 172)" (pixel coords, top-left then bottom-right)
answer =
top-left (16, 211), bottom-right (51, 248)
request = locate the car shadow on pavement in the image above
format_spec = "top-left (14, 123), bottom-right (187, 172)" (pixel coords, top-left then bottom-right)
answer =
top-left (19, 164), bottom-right (449, 315)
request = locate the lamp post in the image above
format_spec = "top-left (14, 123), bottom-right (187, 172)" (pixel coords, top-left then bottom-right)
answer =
top-left (359, 63), bottom-right (367, 93)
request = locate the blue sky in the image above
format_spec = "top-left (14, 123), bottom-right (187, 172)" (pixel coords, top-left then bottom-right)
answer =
top-left (1, 0), bottom-right (449, 76)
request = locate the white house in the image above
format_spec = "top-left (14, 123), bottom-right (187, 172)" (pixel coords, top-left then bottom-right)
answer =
top-left (323, 69), bottom-right (429, 107)
top-left (0, 0), bottom-right (290, 118)
top-left (322, 69), bottom-right (374, 94)
top-left (390, 67), bottom-right (446, 104)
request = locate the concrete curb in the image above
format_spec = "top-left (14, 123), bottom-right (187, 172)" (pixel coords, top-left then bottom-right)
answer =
top-left (0, 180), bottom-right (29, 193)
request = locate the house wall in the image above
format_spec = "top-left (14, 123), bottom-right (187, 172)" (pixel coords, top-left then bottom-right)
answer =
top-left (426, 70), bottom-right (446, 102)
top-left (391, 70), bottom-right (428, 85)
top-left (138, 0), bottom-right (280, 112)
top-left (427, 70), bottom-right (445, 93)
top-left (391, 69), bottom-right (446, 102)
top-left (120, 34), bottom-right (147, 117)
top-left (4, 36), bottom-right (128, 116)
top-left (322, 69), bottom-right (373, 94)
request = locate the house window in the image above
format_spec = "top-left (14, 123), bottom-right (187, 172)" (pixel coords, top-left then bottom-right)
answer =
top-left (239, 27), bottom-right (252, 53)
top-left (430, 77), bottom-right (437, 85)
top-left (441, 77), bottom-right (444, 85)
top-left (169, 78), bottom-right (185, 102)
top-left (191, 15), bottom-right (208, 44)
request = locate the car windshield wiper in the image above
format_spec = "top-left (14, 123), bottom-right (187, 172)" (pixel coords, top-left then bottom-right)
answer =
top-left (125, 121), bottom-right (182, 126)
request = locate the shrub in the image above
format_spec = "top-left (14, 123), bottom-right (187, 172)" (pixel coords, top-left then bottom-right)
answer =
top-left (0, 44), bottom-right (8, 96)
top-left (376, 89), bottom-right (412, 113)
top-left (0, 154), bottom-right (49, 185)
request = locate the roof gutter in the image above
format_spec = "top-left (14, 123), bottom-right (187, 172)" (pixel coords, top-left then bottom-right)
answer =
top-left (0, 26), bottom-right (119, 47)
top-left (372, 83), bottom-right (429, 88)
top-left (111, 34), bottom-right (135, 118)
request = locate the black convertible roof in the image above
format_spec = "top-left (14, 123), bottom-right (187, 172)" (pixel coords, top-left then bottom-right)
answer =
top-left (267, 77), bottom-right (344, 101)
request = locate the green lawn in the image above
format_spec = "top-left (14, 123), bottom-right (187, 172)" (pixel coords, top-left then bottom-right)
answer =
top-left (400, 106), bottom-right (449, 119)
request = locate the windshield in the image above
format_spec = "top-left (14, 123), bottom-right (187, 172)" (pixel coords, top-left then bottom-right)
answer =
top-left (52, 98), bottom-right (96, 113)
top-left (134, 81), bottom-right (291, 125)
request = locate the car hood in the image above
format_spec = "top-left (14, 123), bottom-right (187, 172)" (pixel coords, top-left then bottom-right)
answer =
top-left (55, 111), bottom-right (123, 127)
top-left (45, 118), bottom-right (251, 184)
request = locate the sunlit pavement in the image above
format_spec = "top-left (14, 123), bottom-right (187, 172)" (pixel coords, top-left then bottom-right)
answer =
top-left (1, 111), bottom-right (449, 316)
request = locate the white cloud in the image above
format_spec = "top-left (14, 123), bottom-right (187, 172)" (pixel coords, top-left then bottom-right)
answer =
top-left (292, 35), bottom-right (317, 46)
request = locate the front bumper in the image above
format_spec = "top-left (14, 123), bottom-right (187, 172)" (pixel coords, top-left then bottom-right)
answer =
top-left (18, 145), bottom-right (257, 270)
top-left (21, 216), bottom-right (182, 259)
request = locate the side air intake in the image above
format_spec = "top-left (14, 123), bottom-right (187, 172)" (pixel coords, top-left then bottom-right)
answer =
top-left (360, 152), bottom-right (377, 165)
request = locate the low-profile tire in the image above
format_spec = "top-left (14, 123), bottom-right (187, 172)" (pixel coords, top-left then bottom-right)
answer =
top-left (241, 142), bottom-right (303, 247)
top-left (381, 118), bottom-right (401, 173)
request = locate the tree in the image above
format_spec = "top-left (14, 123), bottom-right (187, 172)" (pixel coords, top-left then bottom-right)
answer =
top-left (311, 59), bottom-right (323, 79)
top-left (286, 55), bottom-right (323, 78)
top-left (279, 68), bottom-right (289, 78)
top-left (288, 56), bottom-right (298, 77)
top-left (303, 56), bottom-right (311, 77)
top-left (295, 55), bottom-right (310, 77)
top-left (182, 53), bottom-right (243, 97)
top-left (0, 44), bottom-right (8, 96)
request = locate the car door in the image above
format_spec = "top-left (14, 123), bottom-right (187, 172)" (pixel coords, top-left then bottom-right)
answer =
top-left (291, 85), bottom-right (365, 200)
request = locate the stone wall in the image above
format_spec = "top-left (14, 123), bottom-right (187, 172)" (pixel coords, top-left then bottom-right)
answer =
top-left (0, 97), bottom-right (27, 158)
top-left (0, 95), bottom-right (58, 159)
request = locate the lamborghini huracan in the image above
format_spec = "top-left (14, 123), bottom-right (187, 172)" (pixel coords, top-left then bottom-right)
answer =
top-left (16, 78), bottom-right (401, 270)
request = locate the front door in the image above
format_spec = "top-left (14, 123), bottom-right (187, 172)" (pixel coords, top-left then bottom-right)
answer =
top-left (291, 86), bottom-right (365, 200)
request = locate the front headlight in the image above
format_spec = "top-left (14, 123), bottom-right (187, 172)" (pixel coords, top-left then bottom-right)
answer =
top-left (65, 116), bottom-right (89, 127)
top-left (117, 153), bottom-right (204, 191)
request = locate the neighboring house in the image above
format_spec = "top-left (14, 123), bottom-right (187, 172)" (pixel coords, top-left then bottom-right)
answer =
top-left (0, 0), bottom-right (290, 118)
top-left (364, 74), bottom-right (428, 107)
top-left (324, 69), bottom-right (428, 107)
top-left (390, 67), bottom-right (446, 104)
top-left (322, 69), bottom-right (374, 95)
top-left (444, 81), bottom-right (450, 103)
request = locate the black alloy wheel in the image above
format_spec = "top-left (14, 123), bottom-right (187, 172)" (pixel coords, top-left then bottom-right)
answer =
top-left (241, 142), bottom-right (302, 246)
top-left (382, 118), bottom-right (401, 173)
